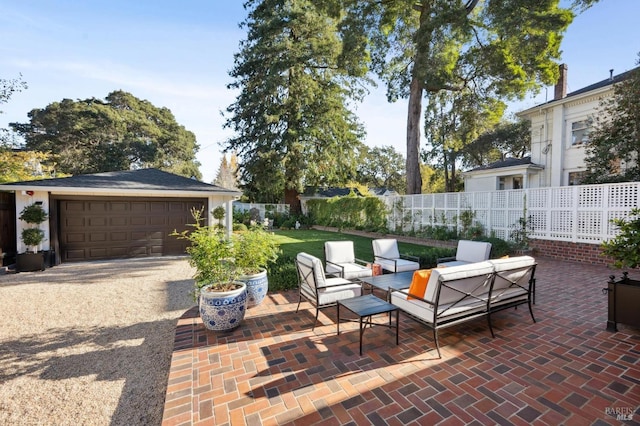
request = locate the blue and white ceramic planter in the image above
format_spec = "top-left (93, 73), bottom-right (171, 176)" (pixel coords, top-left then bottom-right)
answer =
top-left (199, 282), bottom-right (247, 332)
top-left (239, 269), bottom-right (268, 308)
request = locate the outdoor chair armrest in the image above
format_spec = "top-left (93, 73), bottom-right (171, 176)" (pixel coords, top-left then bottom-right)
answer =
top-left (390, 288), bottom-right (435, 307)
top-left (354, 258), bottom-right (369, 266)
top-left (326, 259), bottom-right (346, 276)
top-left (436, 256), bottom-right (456, 264)
top-left (317, 280), bottom-right (361, 290)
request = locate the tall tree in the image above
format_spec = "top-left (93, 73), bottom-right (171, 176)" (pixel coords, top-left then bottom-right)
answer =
top-left (341, 0), bottom-right (598, 194)
top-left (10, 90), bottom-right (201, 178)
top-left (213, 153), bottom-right (240, 190)
top-left (356, 145), bottom-right (406, 194)
top-left (583, 59), bottom-right (640, 184)
top-left (223, 0), bottom-right (367, 203)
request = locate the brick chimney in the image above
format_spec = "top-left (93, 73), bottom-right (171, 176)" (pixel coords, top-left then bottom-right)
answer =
top-left (554, 64), bottom-right (568, 100)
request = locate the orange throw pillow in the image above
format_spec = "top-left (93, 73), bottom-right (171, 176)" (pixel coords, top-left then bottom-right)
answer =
top-left (407, 269), bottom-right (431, 300)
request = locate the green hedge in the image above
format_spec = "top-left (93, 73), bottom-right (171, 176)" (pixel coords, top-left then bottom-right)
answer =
top-left (306, 196), bottom-right (387, 232)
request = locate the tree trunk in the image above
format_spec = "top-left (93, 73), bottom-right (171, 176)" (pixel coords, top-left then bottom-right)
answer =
top-left (406, 76), bottom-right (423, 194)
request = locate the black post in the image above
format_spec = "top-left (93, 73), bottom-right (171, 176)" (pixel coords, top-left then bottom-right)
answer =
top-left (606, 275), bottom-right (618, 332)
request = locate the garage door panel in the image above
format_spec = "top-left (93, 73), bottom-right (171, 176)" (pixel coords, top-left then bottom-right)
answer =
top-left (149, 216), bottom-right (166, 226)
top-left (89, 233), bottom-right (107, 242)
top-left (59, 197), bottom-right (205, 262)
top-left (111, 232), bottom-right (127, 241)
top-left (131, 217), bottom-right (147, 226)
top-left (110, 217), bottom-right (127, 226)
top-left (131, 202), bottom-right (147, 212)
top-left (110, 202), bottom-right (129, 212)
top-left (88, 201), bottom-right (109, 212)
top-left (65, 233), bottom-right (86, 243)
top-left (89, 217), bottom-right (107, 227)
top-left (66, 249), bottom-right (87, 260)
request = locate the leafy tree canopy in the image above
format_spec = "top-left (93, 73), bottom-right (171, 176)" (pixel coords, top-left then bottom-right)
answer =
top-left (223, 0), bottom-right (367, 203)
top-left (583, 56), bottom-right (640, 184)
top-left (356, 145), bottom-right (406, 194)
top-left (10, 90), bottom-right (201, 178)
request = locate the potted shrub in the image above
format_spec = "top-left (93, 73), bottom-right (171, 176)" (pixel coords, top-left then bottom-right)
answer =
top-left (173, 208), bottom-right (248, 332)
top-left (601, 208), bottom-right (640, 331)
top-left (233, 225), bottom-right (280, 307)
top-left (16, 203), bottom-right (48, 272)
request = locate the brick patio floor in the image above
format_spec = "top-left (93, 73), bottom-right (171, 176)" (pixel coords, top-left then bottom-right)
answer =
top-left (162, 258), bottom-right (640, 425)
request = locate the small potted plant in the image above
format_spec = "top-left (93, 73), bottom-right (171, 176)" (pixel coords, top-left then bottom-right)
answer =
top-left (173, 208), bottom-right (248, 332)
top-left (601, 207), bottom-right (640, 331)
top-left (233, 224), bottom-right (280, 307)
top-left (16, 202), bottom-right (48, 272)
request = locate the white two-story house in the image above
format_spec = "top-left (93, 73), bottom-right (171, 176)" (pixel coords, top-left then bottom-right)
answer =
top-left (463, 64), bottom-right (637, 191)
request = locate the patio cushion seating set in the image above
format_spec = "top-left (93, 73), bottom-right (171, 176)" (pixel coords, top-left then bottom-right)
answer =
top-left (295, 239), bottom-right (537, 357)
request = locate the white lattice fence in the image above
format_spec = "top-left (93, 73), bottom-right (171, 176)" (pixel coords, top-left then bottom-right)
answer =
top-left (385, 182), bottom-right (640, 244)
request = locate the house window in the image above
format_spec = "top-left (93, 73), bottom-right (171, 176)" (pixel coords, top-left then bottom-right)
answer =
top-left (568, 171), bottom-right (585, 186)
top-left (513, 177), bottom-right (523, 190)
top-left (498, 177), bottom-right (505, 190)
top-left (571, 120), bottom-right (590, 145)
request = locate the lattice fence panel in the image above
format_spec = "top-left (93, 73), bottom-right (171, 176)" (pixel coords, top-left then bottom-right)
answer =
top-left (508, 190), bottom-right (525, 209)
top-left (550, 211), bottom-right (573, 239)
top-left (492, 192), bottom-right (507, 209)
top-left (434, 194), bottom-right (445, 209)
top-left (551, 187), bottom-right (574, 208)
top-left (528, 188), bottom-right (547, 208)
top-left (422, 194), bottom-right (434, 209)
top-left (529, 211), bottom-right (547, 238)
top-left (579, 186), bottom-right (603, 208)
top-left (608, 183), bottom-right (639, 208)
top-left (577, 211), bottom-right (602, 241)
top-left (446, 193), bottom-right (459, 209)
top-left (491, 209), bottom-right (508, 229)
top-left (459, 193), bottom-right (473, 209)
top-left (473, 192), bottom-right (492, 209)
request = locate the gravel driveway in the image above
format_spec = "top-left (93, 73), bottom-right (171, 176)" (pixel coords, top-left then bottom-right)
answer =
top-left (0, 257), bottom-right (196, 426)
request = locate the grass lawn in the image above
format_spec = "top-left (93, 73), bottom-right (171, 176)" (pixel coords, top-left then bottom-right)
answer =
top-left (272, 229), bottom-right (433, 260)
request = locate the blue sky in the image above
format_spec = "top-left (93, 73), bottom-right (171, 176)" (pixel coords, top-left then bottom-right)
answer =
top-left (1, 0), bottom-right (639, 183)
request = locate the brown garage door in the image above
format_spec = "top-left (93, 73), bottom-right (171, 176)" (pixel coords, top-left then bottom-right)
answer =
top-left (58, 197), bottom-right (206, 262)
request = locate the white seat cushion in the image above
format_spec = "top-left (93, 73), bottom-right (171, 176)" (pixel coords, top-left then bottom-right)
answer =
top-left (326, 262), bottom-right (373, 280)
top-left (318, 278), bottom-right (362, 305)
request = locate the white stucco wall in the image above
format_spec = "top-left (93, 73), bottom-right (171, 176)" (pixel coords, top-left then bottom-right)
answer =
top-left (15, 190), bottom-right (50, 253)
top-left (464, 176), bottom-right (496, 192)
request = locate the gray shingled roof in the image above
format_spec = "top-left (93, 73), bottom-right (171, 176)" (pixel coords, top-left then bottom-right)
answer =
top-left (0, 168), bottom-right (240, 194)
top-left (467, 156), bottom-right (540, 172)
top-left (565, 67), bottom-right (639, 98)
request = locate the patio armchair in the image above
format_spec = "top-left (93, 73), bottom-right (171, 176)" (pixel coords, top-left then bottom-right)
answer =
top-left (372, 239), bottom-right (420, 273)
top-left (295, 252), bottom-right (362, 329)
top-left (324, 241), bottom-right (373, 280)
top-left (437, 240), bottom-right (492, 267)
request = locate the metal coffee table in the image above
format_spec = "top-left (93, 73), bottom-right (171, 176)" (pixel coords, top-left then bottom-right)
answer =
top-left (359, 271), bottom-right (414, 301)
top-left (337, 294), bottom-right (399, 355)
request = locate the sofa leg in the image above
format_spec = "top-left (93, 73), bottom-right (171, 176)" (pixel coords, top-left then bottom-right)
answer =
top-left (527, 301), bottom-right (537, 323)
top-left (311, 308), bottom-right (320, 330)
top-left (433, 329), bottom-right (442, 359)
top-left (487, 314), bottom-right (496, 338)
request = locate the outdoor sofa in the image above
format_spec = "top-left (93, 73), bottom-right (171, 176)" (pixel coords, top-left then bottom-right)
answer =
top-left (390, 256), bottom-right (536, 357)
